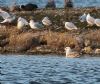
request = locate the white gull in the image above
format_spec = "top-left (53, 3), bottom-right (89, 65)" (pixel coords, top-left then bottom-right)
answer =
top-left (94, 19), bottom-right (100, 27)
top-left (65, 47), bottom-right (80, 58)
top-left (65, 22), bottom-right (78, 30)
top-left (17, 17), bottom-right (29, 29)
top-left (0, 9), bottom-right (10, 19)
top-left (79, 13), bottom-right (87, 22)
top-left (0, 14), bottom-right (16, 24)
top-left (42, 16), bottom-right (52, 26)
top-left (86, 13), bottom-right (95, 26)
top-left (29, 19), bottom-right (44, 29)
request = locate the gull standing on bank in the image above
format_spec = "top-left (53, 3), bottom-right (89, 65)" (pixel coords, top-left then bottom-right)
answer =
top-left (0, 9), bottom-right (10, 19)
top-left (65, 47), bottom-right (80, 58)
top-left (94, 19), bottom-right (100, 27)
top-left (0, 9), bottom-right (16, 23)
top-left (65, 22), bottom-right (78, 30)
top-left (79, 13), bottom-right (87, 22)
top-left (0, 14), bottom-right (16, 23)
top-left (86, 13), bottom-right (95, 26)
top-left (17, 17), bottom-right (29, 29)
top-left (42, 16), bottom-right (52, 26)
top-left (29, 19), bottom-right (44, 29)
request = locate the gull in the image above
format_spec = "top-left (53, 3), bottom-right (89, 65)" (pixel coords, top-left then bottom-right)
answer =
top-left (17, 17), bottom-right (29, 29)
top-left (0, 9), bottom-right (11, 19)
top-left (0, 9), bottom-right (16, 23)
top-left (65, 47), bottom-right (80, 58)
top-left (65, 22), bottom-right (78, 30)
top-left (95, 48), bottom-right (100, 54)
top-left (94, 19), bottom-right (100, 27)
top-left (86, 13), bottom-right (95, 26)
top-left (0, 14), bottom-right (16, 23)
top-left (42, 16), bottom-right (52, 26)
top-left (29, 20), bottom-right (44, 29)
top-left (79, 13), bottom-right (87, 22)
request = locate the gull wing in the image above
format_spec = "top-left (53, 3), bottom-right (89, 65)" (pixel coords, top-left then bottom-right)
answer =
top-left (65, 22), bottom-right (77, 30)
top-left (0, 11), bottom-right (11, 19)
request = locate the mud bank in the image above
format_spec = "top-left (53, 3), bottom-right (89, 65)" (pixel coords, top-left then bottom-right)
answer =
top-left (0, 8), bottom-right (100, 56)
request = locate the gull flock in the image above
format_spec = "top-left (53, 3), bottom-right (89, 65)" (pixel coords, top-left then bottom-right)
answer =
top-left (0, 9), bottom-right (52, 30)
top-left (79, 13), bottom-right (100, 27)
top-left (65, 13), bottom-right (100, 30)
top-left (0, 9), bottom-right (100, 58)
top-left (0, 9), bottom-right (100, 30)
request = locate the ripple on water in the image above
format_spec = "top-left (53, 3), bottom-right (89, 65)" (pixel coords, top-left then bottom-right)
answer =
top-left (1, 55), bottom-right (100, 84)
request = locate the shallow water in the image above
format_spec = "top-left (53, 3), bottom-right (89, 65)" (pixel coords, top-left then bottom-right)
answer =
top-left (0, 0), bottom-right (100, 8)
top-left (0, 55), bottom-right (100, 84)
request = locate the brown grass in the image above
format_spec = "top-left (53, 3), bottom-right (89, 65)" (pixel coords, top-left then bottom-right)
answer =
top-left (8, 32), bottom-right (39, 52)
top-left (40, 31), bottom-right (78, 51)
top-left (84, 30), bottom-right (100, 48)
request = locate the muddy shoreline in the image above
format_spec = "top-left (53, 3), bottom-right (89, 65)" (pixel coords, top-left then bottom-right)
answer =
top-left (0, 8), bottom-right (100, 57)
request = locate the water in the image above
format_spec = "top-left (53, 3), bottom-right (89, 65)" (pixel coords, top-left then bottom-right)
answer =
top-left (0, 0), bottom-right (100, 8)
top-left (0, 55), bottom-right (100, 84)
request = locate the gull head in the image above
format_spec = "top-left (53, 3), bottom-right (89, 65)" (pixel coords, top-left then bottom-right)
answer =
top-left (65, 47), bottom-right (71, 51)
top-left (44, 16), bottom-right (49, 19)
top-left (87, 13), bottom-right (90, 17)
top-left (18, 17), bottom-right (22, 22)
top-left (30, 19), bottom-right (35, 23)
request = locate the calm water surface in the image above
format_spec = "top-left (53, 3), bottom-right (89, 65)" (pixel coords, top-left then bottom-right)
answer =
top-left (0, 0), bottom-right (100, 8)
top-left (0, 55), bottom-right (100, 84)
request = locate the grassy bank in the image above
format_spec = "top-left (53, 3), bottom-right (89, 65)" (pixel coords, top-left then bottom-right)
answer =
top-left (0, 8), bottom-right (100, 56)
